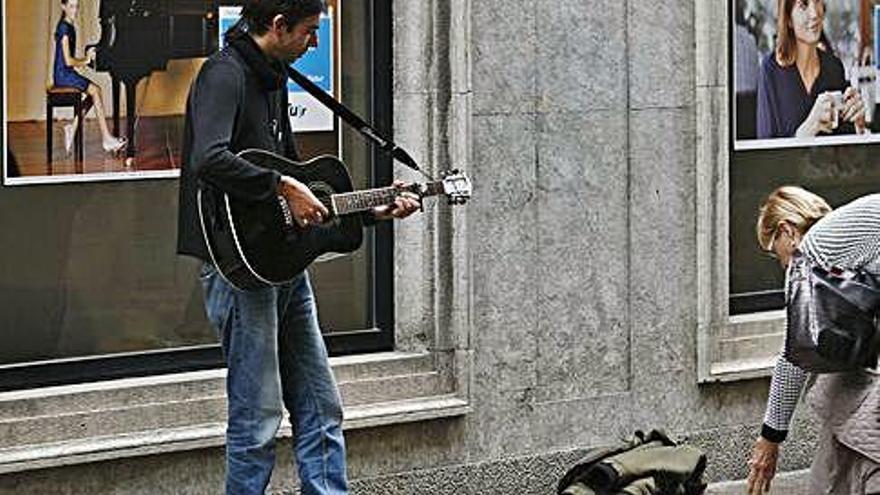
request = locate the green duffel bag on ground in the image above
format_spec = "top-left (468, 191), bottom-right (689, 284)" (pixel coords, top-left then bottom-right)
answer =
top-left (557, 429), bottom-right (707, 495)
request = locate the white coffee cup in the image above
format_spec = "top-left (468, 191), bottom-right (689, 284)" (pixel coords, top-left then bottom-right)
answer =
top-left (825, 90), bottom-right (843, 129)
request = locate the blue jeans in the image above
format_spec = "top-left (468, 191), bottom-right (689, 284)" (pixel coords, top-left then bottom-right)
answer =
top-left (200, 263), bottom-right (349, 495)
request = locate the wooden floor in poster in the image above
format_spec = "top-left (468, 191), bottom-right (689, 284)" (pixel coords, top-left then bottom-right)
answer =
top-left (7, 115), bottom-right (184, 179)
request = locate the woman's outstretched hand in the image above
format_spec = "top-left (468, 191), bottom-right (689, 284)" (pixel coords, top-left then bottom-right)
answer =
top-left (746, 436), bottom-right (780, 494)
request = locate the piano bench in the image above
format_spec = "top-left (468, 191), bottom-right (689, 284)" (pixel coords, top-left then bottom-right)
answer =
top-left (46, 86), bottom-right (92, 172)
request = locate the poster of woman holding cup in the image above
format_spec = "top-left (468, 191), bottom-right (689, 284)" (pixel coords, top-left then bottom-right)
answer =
top-left (735, 0), bottom-right (880, 149)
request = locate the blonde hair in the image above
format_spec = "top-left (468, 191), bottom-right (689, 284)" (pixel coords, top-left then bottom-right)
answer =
top-left (756, 186), bottom-right (832, 250)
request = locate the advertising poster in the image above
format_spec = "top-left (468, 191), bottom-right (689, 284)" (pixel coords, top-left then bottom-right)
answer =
top-left (3, 2), bottom-right (337, 185)
top-left (733, 0), bottom-right (880, 150)
top-left (2, 0), bottom-right (213, 184)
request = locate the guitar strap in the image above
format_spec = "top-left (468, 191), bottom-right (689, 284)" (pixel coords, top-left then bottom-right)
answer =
top-left (285, 66), bottom-right (428, 178)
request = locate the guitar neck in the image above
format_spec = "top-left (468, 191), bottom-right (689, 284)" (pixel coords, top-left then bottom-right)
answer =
top-left (332, 182), bottom-right (444, 215)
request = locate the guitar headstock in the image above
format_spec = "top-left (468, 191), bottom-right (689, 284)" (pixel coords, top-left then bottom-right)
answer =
top-left (439, 170), bottom-right (472, 205)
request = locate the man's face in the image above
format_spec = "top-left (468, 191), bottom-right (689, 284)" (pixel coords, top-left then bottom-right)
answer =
top-left (276, 14), bottom-right (320, 63)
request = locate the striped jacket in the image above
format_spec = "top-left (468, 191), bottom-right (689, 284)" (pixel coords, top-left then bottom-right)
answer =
top-left (762, 194), bottom-right (880, 444)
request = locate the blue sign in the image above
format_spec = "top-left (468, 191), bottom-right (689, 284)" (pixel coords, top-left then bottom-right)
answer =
top-left (218, 8), bottom-right (332, 94)
top-left (218, 9), bottom-right (238, 49)
top-left (218, 6), bottom-right (336, 132)
top-left (288, 14), bottom-right (333, 94)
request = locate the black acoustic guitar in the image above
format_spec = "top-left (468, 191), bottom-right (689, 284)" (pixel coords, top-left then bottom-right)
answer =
top-left (198, 149), bottom-right (472, 290)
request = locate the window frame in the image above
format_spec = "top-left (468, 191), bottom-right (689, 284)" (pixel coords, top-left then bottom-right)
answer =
top-left (695, 0), bottom-right (786, 382)
top-left (0, 1), bottom-right (473, 474)
top-left (0, 0), bottom-right (395, 391)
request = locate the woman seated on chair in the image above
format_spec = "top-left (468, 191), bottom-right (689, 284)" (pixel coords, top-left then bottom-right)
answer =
top-left (54, 0), bottom-right (125, 154)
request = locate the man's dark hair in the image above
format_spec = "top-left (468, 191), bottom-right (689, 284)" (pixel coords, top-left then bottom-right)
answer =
top-left (240, 0), bottom-right (326, 35)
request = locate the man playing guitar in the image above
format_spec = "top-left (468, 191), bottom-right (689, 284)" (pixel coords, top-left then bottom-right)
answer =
top-left (176, 1), bottom-right (419, 493)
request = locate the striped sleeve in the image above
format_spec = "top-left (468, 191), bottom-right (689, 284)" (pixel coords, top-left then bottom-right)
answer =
top-left (761, 354), bottom-right (806, 442)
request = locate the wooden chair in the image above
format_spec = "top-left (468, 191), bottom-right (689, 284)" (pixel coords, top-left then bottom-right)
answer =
top-left (46, 86), bottom-right (92, 173)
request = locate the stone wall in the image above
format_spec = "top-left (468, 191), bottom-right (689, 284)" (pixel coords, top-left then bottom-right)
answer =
top-left (0, 1), bottom-right (820, 493)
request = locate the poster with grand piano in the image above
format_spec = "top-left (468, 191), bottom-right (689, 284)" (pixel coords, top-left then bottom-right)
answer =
top-left (733, 0), bottom-right (880, 150)
top-left (2, 0), bottom-right (340, 185)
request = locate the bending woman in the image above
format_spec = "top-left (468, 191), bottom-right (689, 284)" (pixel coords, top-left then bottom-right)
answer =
top-left (747, 186), bottom-right (880, 494)
top-left (54, 0), bottom-right (125, 153)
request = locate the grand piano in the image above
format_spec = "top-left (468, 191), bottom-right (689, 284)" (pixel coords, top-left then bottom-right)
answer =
top-left (92, 0), bottom-right (220, 162)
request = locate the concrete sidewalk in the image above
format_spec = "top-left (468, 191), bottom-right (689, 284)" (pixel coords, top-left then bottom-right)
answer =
top-left (707, 469), bottom-right (810, 494)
